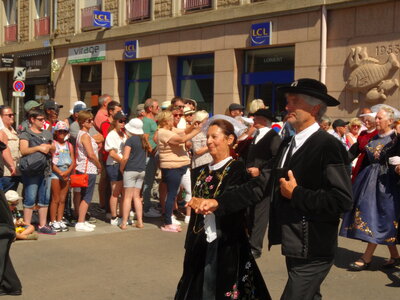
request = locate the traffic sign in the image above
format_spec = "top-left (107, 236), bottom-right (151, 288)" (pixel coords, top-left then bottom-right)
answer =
top-left (13, 80), bottom-right (25, 92)
top-left (13, 67), bottom-right (26, 81)
top-left (12, 91), bottom-right (25, 97)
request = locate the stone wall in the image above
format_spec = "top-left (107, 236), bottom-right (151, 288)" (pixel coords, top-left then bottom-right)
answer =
top-left (155, 0), bottom-right (172, 19)
top-left (217, 0), bottom-right (240, 8)
top-left (56, 0), bottom-right (75, 37)
top-left (19, 0), bottom-right (29, 42)
top-left (105, 0), bottom-right (119, 26)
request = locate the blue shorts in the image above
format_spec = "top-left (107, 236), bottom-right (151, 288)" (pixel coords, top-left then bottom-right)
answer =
top-left (22, 174), bottom-right (51, 208)
top-left (106, 164), bottom-right (123, 182)
top-left (77, 171), bottom-right (97, 204)
top-left (50, 165), bottom-right (70, 181)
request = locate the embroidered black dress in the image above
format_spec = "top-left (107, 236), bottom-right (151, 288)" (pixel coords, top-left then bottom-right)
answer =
top-left (175, 159), bottom-right (271, 300)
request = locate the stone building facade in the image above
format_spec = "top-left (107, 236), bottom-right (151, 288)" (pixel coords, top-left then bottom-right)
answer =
top-left (0, 0), bottom-right (399, 121)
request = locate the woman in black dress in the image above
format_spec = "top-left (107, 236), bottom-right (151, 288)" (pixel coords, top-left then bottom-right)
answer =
top-left (175, 118), bottom-right (270, 300)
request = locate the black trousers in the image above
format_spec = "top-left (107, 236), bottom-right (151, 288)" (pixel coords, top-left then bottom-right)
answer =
top-left (248, 196), bottom-right (270, 256)
top-left (0, 238), bottom-right (21, 293)
top-left (281, 256), bottom-right (334, 300)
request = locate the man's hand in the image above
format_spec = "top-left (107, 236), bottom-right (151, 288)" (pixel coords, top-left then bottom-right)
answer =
top-left (186, 197), bottom-right (219, 215)
top-left (279, 170), bottom-right (298, 199)
top-left (247, 167), bottom-right (260, 177)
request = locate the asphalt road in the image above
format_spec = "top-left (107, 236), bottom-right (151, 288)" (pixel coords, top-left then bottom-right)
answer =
top-left (4, 215), bottom-right (400, 300)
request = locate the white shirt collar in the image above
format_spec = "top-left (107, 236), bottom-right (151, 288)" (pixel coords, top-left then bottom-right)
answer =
top-left (209, 156), bottom-right (233, 171)
top-left (292, 122), bottom-right (320, 154)
top-left (254, 126), bottom-right (271, 144)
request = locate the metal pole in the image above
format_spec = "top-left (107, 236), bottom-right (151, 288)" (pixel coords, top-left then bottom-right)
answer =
top-left (16, 96), bottom-right (20, 126)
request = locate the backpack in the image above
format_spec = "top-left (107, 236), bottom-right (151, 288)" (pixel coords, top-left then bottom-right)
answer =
top-left (19, 131), bottom-right (50, 175)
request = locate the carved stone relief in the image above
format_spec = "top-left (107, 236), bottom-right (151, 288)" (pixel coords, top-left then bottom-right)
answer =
top-left (345, 47), bottom-right (399, 103)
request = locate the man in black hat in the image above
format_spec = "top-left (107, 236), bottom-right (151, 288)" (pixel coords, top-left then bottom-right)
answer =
top-left (228, 103), bottom-right (245, 118)
top-left (245, 109), bottom-right (282, 259)
top-left (189, 78), bottom-right (353, 300)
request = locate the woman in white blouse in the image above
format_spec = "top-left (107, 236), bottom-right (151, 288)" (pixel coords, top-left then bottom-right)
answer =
top-left (105, 111), bottom-right (128, 225)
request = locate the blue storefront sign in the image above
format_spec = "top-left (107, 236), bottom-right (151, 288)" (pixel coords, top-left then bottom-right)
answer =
top-left (93, 10), bottom-right (112, 28)
top-left (250, 22), bottom-right (271, 47)
top-left (124, 40), bottom-right (139, 59)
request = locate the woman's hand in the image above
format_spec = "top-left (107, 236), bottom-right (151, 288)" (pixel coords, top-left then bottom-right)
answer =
top-left (186, 197), bottom-right (219, 215)
top-left (38, 144), bottom-right (51, 154)
top-left (395, 165), bottom-right (400, 175)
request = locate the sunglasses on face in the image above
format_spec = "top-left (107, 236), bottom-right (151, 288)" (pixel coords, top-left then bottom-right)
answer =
top-left (2, 113), bottom-right (15, 117)
top-left (118, 119), bottom-right (126, 124)
top-left (173, 114), bottom-right (183, 117)
top-left (35, 117), bottom-right (45, 122)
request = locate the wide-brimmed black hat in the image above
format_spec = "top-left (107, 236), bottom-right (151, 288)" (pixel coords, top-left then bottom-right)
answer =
top-left (253, 109), bottom-right (278, 122)
top-left (278, 78), bottom-right (340, 106)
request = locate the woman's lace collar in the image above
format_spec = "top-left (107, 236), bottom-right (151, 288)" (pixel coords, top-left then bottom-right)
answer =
top-left (209, 156), bottom-right (233, 171)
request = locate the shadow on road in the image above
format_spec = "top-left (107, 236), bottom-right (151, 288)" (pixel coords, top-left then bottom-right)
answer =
top-left (335, 246), bottom-right (400, 287)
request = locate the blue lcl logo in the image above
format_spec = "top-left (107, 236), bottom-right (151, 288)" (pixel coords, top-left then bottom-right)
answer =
top-left (93, 10), bottom-right (112, 28)
top-left (251, 22), bottom-right (271, 46)
top-left (124, 40), bottom-right (139, 59)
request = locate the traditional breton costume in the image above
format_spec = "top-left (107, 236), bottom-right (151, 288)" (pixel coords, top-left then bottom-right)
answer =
top-left (244, 109), bottom-right (282, 258)
top-left (175, 116), bottom-right (271, 300)
top-left (340, 129), bottom-right (400, 245)
top-left (213, 79), bottom-right (353, 300)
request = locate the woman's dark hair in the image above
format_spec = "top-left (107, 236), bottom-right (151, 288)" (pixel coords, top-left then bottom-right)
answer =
top-left (28, 109), bottom-right (45, 123)
top-left (209, 119), bottom-right (237, 144)
top-left (107, 101), bottom-right (122, 115)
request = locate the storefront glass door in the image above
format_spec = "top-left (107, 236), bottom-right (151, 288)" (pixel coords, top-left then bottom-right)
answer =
top-left (242, 46), bottom-right (294, 117)
top-left (125, 60), bottom-right (151, 116)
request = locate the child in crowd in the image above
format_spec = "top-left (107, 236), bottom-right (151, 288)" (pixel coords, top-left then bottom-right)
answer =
top-left (6, 190), bottom-right (38, 240)
top-left (49, 121), bottom-right (75, 232)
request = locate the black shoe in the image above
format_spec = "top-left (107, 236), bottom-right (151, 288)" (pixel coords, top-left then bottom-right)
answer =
top-left (0, 287), bottom-right (22, 296)
top-left (349, 258), bottom-right (370, 271)
top-left (382, 257), bottom-right (400, 269)
top-left (251, 250), bottom-right (261, 259)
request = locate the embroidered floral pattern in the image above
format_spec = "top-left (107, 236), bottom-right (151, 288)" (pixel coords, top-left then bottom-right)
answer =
top-left (345, 208), bottom-right (373, 237)
top-left (225, 284), bottom-right (239, 299)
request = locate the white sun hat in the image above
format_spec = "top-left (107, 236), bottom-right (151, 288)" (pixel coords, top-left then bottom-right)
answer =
top-left (125, 118), bottom-right (144, 135)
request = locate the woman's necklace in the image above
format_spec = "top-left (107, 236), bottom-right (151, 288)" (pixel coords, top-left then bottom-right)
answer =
top-left (192, 159), bottom-right (234, 234)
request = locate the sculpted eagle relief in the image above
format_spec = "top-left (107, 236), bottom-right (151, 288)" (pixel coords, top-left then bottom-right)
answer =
top-left (346, 47), bottom-right (400, 102)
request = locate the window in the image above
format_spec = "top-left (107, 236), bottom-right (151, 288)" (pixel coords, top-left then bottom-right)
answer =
top-left (79, 64), bottom-right (102, 108)
top-left (125, 60), bottom-right (151, 116)
top-left (183, 0), bottom-right (211, 12)
top-left (34, 0), bottom-right (50, 37)
top-left (4, 0), bottom-right (17, 42)
top-left (177, 54), bottom-right (214, 113)
top-left (126, 0), bottom-right (150, 21)
top-left (242, 46), bottom-right (294, 114)
top-left (81, 0), bottom-right (102, 30)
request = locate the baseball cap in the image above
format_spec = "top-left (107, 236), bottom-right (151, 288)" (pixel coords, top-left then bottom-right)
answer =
top-left (332, 119), bottom-right (349, 129)
top-left (73, 104), bottom-right (90, 114)
top-left (229, 103), bottom-right (245, 111)
top-left (70, 101), bottom-right (86, 114)
top-left (114, 111), bottom-right (127, 121)
top-left (44, 100), bottom-right (57, 110)
top-left (24, 100), bottom-right (41, 112)
top-left (54, 121), bottom-right (69, 132)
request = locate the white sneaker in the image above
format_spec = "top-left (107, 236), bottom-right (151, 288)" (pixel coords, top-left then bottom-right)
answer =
top-left (144, 207), bottom-right (161, 218)
top-left (184, 216), bottom-right (191, 224)
top-left (110, 217), bottom-right (121, 226)
top-left (75, 222), bottom-right (94, 232)
top-left (84, 221), bottom-right (96, 228)
top-left (59, 221), bottom-right (69, 232)
top-left (49, 221), bottom-right (62, 232)
top-left (171, 215), bottom-right (181, 225)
